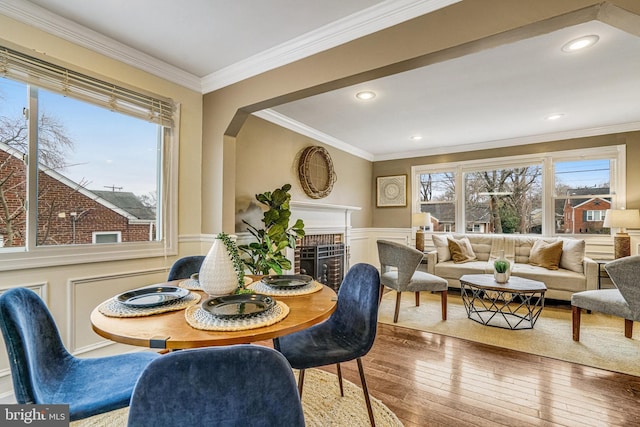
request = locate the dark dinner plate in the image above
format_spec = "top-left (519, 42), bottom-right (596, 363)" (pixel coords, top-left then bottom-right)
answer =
top-left (202, 294), bottom-right (275, 319)
top-left (261, 274), bottom-right (313, 289)
top-left (116, 286), bottom-right (190, 307)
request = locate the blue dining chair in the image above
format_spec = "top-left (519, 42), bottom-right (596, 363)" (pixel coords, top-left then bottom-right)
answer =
top-left (0, 287), bottom-right (159, 421)
top-left (167, 255), bottom-right (205, 281)
top-left (274, 263), bottom-right (381, 426)
top-left (127, 345), bottom-right (305, 427)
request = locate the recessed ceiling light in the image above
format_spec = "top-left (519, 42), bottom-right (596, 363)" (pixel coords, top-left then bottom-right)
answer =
top-left (545, 113), bottom-right (565, 121)
top-left (561, 35), bottom-right (599, 52)
top-left (355, 91), bottom-right (376, 101)
top-left (410, 135), bottom-right (423, 141)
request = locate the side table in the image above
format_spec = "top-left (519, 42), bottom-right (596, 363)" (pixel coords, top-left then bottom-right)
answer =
top-left (459, 274), bottom-right (547, 330)
top-left (593, 259), bottom-right (613, 289)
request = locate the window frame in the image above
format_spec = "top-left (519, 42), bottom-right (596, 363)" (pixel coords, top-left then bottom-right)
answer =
top-left (0, 43), bottom-right (179, 271)
top-left (412, 145), bottom-right (626, 238)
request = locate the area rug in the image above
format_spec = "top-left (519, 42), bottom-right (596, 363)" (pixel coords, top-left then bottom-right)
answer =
top-left (71, 368), bottom-right (403, 427)
top-left (378, 291), bottom-right (640, 377)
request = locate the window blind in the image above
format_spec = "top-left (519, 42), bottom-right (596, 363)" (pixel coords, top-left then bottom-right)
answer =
top-left (0, 45), bottom-right (174, 127)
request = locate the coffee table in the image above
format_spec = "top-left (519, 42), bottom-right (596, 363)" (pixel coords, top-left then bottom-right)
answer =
top-left (459, 274), bottom-right (547, 330)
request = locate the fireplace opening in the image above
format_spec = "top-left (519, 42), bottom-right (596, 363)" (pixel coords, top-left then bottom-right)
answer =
top-left (295, 233), bottom-right (345, 292)
top-left (299, 244), bottom-right (345, 292)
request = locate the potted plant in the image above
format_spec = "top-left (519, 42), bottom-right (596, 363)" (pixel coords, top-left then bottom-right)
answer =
top-left (239, 184), bottom-right (305, 275)
top-left (493, 258), bottom-right (510, 283)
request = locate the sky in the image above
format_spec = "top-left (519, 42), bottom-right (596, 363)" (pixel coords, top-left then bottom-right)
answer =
top-left (0, 77), bottom-right (159, 197)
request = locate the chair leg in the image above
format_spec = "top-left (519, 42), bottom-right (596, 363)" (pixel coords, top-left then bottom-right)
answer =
top-left (379, 284), bottom-right (384, 304)
top-left (415, 291), bottom-right (420, 307)
top-left (393, 292), bottom-right (402, 323)
top-left (625, 319), bottom-right (633, 338)
top-left (297, 369), bottom-right (306, 398)
top-left (336, 362), bottom-right (344, 397)
top-left (441, 290), bottom-right (448, 321)
top-left (356, 357), bottom-right (376, 427)
top-left (572, 306), bottom-right (581, 342)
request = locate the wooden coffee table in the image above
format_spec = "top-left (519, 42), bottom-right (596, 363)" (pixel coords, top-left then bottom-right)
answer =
top-left (459, 274), bottom-right (547, 330)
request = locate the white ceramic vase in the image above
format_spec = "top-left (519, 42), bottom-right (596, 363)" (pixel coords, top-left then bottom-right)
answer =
top-left (199, 238), bottom-right (238, 297)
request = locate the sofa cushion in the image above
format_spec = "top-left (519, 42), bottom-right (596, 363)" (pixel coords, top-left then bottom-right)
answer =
top-left (434, 260), bottom-right (488, 278)
top-left (529, 240), bottom-right (563, 270)
top-left (559, 238), bottom-right (585, 273)
top-left (447, 237), bottom-right (476, 263)
top-left (511, 263), bottom-right (586, 292)
top-left (432, 234), bottom-right (452, 262)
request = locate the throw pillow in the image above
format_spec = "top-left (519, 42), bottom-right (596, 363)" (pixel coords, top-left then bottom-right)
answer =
top-left (559, 238), bottom-right (585, 273)
top-left (432, 234), bottom-right (452, 262)
top-left (447, 237), bottom-right (477, 263)
top-left (529, 240), bottom-right (563, 270)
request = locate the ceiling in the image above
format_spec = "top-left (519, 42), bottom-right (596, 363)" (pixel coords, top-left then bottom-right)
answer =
top-left (4, 1), bottom-right (640, 161)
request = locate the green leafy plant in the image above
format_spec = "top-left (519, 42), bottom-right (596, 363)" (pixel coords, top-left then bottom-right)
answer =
top-left (494, 259), bottom-right (509, 274)
top-left (216, 232), bottom-right (251, 294)
top-left (239, 184), bottom-right (305, 275)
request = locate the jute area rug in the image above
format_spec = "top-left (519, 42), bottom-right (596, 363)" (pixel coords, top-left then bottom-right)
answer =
top-left (71, 368), bottom-right (403, 427)
top-left (378, 290), bottom-right (640, 377)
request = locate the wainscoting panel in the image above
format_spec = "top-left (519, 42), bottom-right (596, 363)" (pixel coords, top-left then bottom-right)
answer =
top-left (69, 268), bottom-right (168, 355)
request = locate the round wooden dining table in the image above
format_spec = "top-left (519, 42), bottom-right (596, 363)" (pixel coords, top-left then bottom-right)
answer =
top-left (90, 280), bottom-right (337, 350)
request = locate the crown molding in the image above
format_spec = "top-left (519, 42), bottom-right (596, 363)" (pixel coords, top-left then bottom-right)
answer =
top-left (373, 121), bottom-right (640, 161)
top-left (257, 110), bottom-right (640, 163)
top-left (1, 0), bottom-right (459, 94)
top-left (0, 0), bottom-right (202, 91)
top-left (254, 110), bottom-right (374, 161)
top-left (201, 0), bottom-right (462, 93)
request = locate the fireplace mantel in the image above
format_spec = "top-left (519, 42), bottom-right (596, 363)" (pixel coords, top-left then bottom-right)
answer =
top-left (289, 201), bottom-right (360, 235)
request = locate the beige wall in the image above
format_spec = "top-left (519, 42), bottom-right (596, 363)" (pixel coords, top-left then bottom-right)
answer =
top-left (373, 132), bottom-right (640, 228)
top-left (203, 0), bottom-right (640, 234)
top-left (234, 116), bottom-right (372, 228)
top-left (0, 13), bottom-right (204, 391)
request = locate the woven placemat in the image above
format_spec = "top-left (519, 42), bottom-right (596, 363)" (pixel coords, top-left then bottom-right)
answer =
top-left (178, 278), bottom-right (202, 290)
top-left (247, 280), bottom-right (323, 296)
top-left (185, 300), bottom-right (289, 331)
top-left (98, 292), bottom-right (201, 318)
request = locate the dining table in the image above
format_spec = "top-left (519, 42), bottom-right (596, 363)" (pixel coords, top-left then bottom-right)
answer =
top-left (90, 278), bottom-right (337, 350)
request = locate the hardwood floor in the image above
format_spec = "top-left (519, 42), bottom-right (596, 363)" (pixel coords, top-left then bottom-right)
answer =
top-left (313, 323), bottom-right (640, 427)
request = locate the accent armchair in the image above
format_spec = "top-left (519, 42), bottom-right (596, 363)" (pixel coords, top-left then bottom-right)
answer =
top-left (0, 287), bottom-right (159, 421)
top-left (571, 255), bottom-right (640, 341)
top-left (377, 239), bottom-right (448, 323)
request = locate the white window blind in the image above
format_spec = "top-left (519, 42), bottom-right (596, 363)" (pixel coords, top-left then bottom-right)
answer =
top-left (0, 45), bottom-right (174, 127)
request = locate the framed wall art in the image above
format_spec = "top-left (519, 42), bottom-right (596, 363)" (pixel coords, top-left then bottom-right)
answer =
top-left (376, 175), bottom-right (407, 207)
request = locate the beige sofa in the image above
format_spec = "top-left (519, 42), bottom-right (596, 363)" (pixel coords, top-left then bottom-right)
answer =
top-left (426, 234), bottom-right (598, 301)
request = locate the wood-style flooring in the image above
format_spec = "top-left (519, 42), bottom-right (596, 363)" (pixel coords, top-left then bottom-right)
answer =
top-left (312, 323), bottom-right (640, 427)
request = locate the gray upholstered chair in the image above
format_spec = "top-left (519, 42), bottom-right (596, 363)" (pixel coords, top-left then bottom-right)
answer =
top-left (377, 239), bottom-right (448, 323)
top-left (571, 255), bottom-right (640, 341)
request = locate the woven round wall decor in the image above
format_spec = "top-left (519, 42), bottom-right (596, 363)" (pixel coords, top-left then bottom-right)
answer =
top-left (298, 146), bottom-right (336, 199)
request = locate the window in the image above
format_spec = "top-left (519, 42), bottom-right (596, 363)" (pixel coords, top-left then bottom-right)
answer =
top-left (412, 146), bottom-right (625, 236)
top-left (0, 44), bottom-right (178, 268)
top-left (417, 171), bottom-right (457, 232)
top-left (553, 159), bottom-right (612, 234)
top-left (464, 164), bottom-right (542, 234)
top-left (93, 232), bottom-right (122, 244)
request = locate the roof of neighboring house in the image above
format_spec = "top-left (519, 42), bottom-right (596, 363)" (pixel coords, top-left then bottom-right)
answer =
top-left (559, 187), bottom-right (611, 212)
top-left (91, 190), bottom-right (156, 220)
